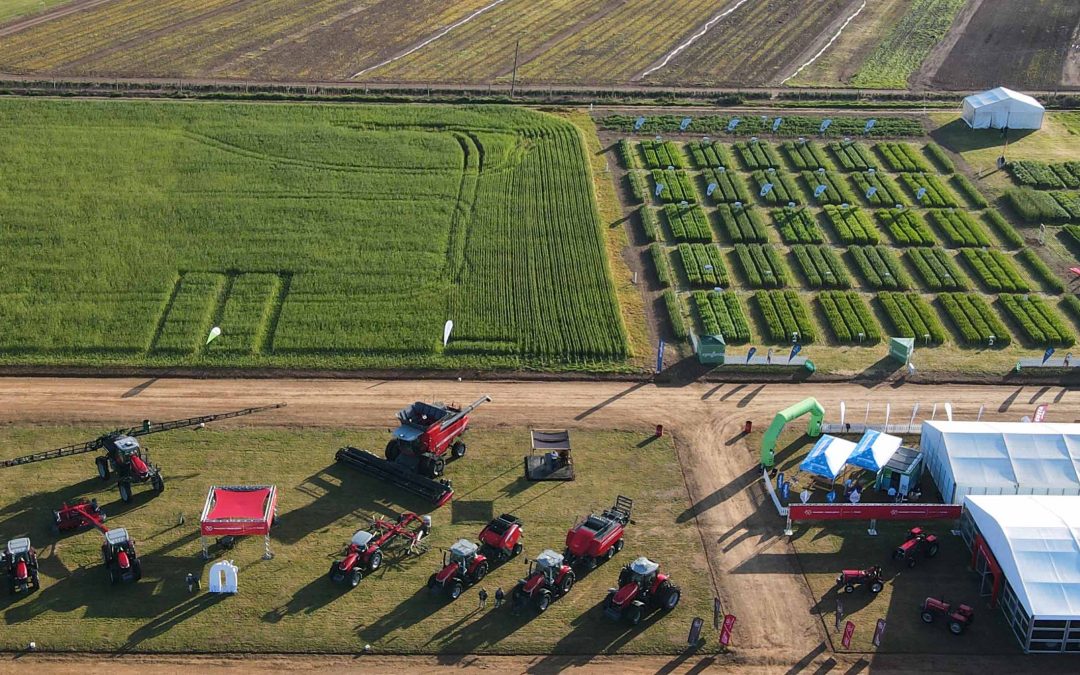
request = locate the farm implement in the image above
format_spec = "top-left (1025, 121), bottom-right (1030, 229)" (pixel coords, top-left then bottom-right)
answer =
top-left (335, 395), bottom-right (491, 507)
top-left (3, 538), bottom-right (39, 595)
top-left (512, 549), bottom-right (575, 613)
top-left (0, 404), bottom-right (285, 504)
top-left (564, 495), bottom-right (632, 570)
top-left (329, 512), bottom-right (431, 587)
top-left (604, 557), bottom-right (681, 624)
top-left (429, 514), bottom-right (524, 600)
top-left (51, 499), bottom-right (142, 585)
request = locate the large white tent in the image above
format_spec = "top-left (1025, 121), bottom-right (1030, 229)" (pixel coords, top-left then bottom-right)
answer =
top-left (962, 87), bottom-right (1044, 130)
top-left (961, 495), bottom-right (1080, 652)
top-left (921, 421), bottom-right (1080, 504)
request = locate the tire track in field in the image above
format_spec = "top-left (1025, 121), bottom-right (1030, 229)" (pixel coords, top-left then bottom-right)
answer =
top-left (781, 0), bottom-right (867, 85)
top-left (350, 0), bottom-right (511, 79)
top-left (0, 0), bottom-right (116, 37)
top-left (633, 0), bottom-right (753, 81)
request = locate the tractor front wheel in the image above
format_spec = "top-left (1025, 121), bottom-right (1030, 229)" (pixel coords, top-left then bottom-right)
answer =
top-left (448, 581), bottom-right (463, 600)
top-left (151, 474), bottom-right (165, 494)
top-left (927, 543), bottom-right (940, 558)
top-left (948, 621), bottom-right (964, 635)
top-left (350, 570), bottom-right (362, 588)
top-left (921, 611), bottom-right (934, 624)
top-left (118, 481), bottom-right (133, 504)
top-left (512, 542), bottom-right (523, 558)
top-left (907, 557), bottom-right (917, 569)
top-left (385, 441), bottom-right (401, 462)
top-left (451, 441), bottom-right (466, 459)
top-left (658, 580), bottom-right (681, 611)
top-left (626, 603), bottom-right (644, 625)
top-left (870, 581), bottom-right (884, 593)
top-left (844, 584), bottom-right (855, 594)
top-left (536, 590), bottom-right (552, 612)
top-left (96, 456), bottom-right (110, 480)
top-left (367, 549), bottom-right (383, 572)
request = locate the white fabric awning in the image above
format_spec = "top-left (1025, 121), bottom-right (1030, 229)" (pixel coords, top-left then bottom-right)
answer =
top-left (965, 495), bottom-right (1080, 620)
top-left (800, 435), bottom-right (856, 480)
top-left (847, 430), bottom-right (902, 472)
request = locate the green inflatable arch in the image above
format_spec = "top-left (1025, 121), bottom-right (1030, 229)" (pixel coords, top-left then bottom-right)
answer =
top-left (760, 397), bottom-right (825, 467)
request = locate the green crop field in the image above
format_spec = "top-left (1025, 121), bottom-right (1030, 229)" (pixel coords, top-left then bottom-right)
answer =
top-left (849, 0), bottom-right (966, 89)
top-left (0, 426), bottom-right (711, 653)
top-left (0, 100), bottom-right (629, 371)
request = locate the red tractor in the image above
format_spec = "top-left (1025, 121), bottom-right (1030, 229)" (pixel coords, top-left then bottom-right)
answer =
top-left (893, 527), bottom-right (940, 568)
top-left (428, 539), bottom-right (490, 599)
top-left (920, 596), bottom-right (975, 635)
top-left (385, 396), bottom-right (491, 478)
top-left (330, 513), bottom-right (431, 587)
top-left (604, 556), bottom-right (681, 624)
top-left (478, 513), bottom-right (524, 563)
top-left (3, 538), bottom-right (40, 595)
top-left (564, 495), bottom-right (632, 570)
top-left (836, 565), bottom-right (885, 594)
top-left (101, 528), bottom-right (142, 584)
top-left (512, 549), bottom-right (575, 613)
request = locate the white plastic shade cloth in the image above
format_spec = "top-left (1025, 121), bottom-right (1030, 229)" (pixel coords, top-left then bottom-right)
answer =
top-left (922, 421), bottom-right (1080, 503)
top-left (799, 435), bottom-right (856, 480)
top-left (847, 429), bottom-right (902, 472)
top-left (961, 87), bottom-right (1044, 129)
top-left (965, 495), bottom-right (1080, 620)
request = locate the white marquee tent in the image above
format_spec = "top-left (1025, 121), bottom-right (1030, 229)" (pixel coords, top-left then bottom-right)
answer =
top-left (962, 495), bottom-right (1080, 652)
top-left (962, 87), bottom-right (1044, 130)
top-left (921, 421), bottom-right (1080, 504)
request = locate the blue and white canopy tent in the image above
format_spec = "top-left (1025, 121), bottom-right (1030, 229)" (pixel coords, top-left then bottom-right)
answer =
top-left (799, 435), bottom-right (856, 480)
top-left (847, 429), bottom-right (902, 472)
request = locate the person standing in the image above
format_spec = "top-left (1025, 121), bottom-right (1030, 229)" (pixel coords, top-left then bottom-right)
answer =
top-left (494, 586), bottom-right (504, 608)
top-left (478, 587), bottom-right (488, 609)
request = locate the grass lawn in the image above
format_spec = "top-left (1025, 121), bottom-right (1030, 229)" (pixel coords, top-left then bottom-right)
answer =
top-left (0, 427), bottom-right (710, 653)
top-left (0, 99), bottom-right (629, 372)
top-left (0, 0), bottom-right (69, 22)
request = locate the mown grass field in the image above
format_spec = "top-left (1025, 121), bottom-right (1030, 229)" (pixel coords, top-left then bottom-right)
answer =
top-left (0, 99), bottom-right (629, 371)
top-left (610, 111), bottom-right (1080, 375)
top-left (0, 426), bottom-right (711, 653)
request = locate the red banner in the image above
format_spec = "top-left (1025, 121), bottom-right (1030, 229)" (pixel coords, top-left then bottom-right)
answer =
top-left (719, 614), bottom-right (737, 646)
top-left (841, 621), bottom-right (856, 649)
top-left (1034, 404), bottom-right (1048, 423)
top-left (789, 503), bottom-right (962, 521)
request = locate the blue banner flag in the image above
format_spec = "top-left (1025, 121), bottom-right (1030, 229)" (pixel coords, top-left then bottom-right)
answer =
top-left (657, 340), bottom-right (665, 373)
top-left (772, 117), bottom-right (783, 131)
top-left (747, 346), bottom-right (757, 363)
top-left (634, 116), bottom-right (646, 130)
top-left (1043, 346), bottom-right (1056, 364)
top-left (820, 119), bottom-right (832, 133)
top-left (789, 343), bottom-right (802, 362)
top-left (680, 117), bottom-right (692, 131)
top-left (776, 472), bottom-right (784, 491)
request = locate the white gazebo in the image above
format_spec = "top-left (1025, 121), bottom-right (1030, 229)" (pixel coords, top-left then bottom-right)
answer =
top-left (962, 87), bottom-right (1044, 130)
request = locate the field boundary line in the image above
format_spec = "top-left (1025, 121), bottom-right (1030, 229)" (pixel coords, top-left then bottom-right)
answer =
top-left (147, 274), bottom-right (185, 353)
top-left (781, 0), bottom-right (868, 85)
top-left (350, 0), bottom-right (512, 79)
top-left (260, 272), bottom-right (292, 355)
top-left (634, 0), bottom-right (753, 81)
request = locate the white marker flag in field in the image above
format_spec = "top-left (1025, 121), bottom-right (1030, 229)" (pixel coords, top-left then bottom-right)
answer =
top-left (707, 182), bottom-right (718, 197)
top-left (634, 116), bottom-right (646, 130)
top-left (820, 119), bottom-right (832, 133)
top-left (760, 183), bottom-right (774, 197)
top-left (772, 117), bottom-right (783, 131)
top-left (864, 119), bottom-right (877, 133)
top-left (655, 183), bottom-right (665, 197)
top-left (443, 320), bottom-right (454, 347)
top-left (680, 117), bottom-right (692, 131)
top-left (814, 184), bottom-right (827, 198)
top-left (206, 326), bottom-right (221, 345)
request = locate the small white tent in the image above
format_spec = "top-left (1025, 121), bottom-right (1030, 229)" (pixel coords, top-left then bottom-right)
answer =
top-left (962, 87), bottom-right (1044, 130)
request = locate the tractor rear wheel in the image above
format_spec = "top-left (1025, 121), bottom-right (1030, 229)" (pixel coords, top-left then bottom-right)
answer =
top-left (30, 572), bottom-right (39, 591)
top-left (385, 441), bottom-right (401, 462)
top-left (618, 567), bottom-right (632, 587)
top-left (96, 456), bottom-right (110, 480)
top-left (870, 581), bottom-right (883, 593)
top-left (626, 603), bottom-right (644, 625)
top-left (151, 474), bottom-right (165, 494)
top-left (559, 571), bottom-right (575, 595)
top-left (907, 557), bottom-right (917, 569)
top-left (367, 549), bottom-right (383, 572)
top-left (948, 621), bottom-right (964, 635)
top-left (131, 560), bottom-right (142, 582)
top-left (921, 611), bottom-right (934, 624)
top-left (657, 581), bottom-right (681, 611)
top-left (329, 562), bottom-right (342, 583)
top-left (118, 481), bottom-right (133, 504)
top-left (512, 542), bottom-right (523, 558)
top-left (927, 543), bottom-right (940, 558)
top-left (536, 590), bottom-right (552, 612)
top-left (350, 570), bottom-right (362, 588)
top-left (430, 456), bottom-right (446, 477)
top-left (448, 581), bottom-right (463, 600)
top-left (451, 441), bottom-right (466, 459)
top-left (844, 584), bottom-right (855, 594)
top-left (613, 539), bottom-right (624, 554)
top-left (473, 562), bottom-right (489, 582)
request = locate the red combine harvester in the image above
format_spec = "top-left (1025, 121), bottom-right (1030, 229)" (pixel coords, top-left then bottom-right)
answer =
top-left (3, 538), bottom-right (40, 595)
top-left (893, 527), bottom-right (940, 567)
top-left (0, 404), bottom-right (284, 504)
top-left (428, 539), bottom-right (490, 599)
top-left (478, 513), bottom-right (524, 563)
top-left (920, 596), bottom-right (975, 634)
top-left (336, 395), bottom-right (491, 507)
top-left (564, 495), bottom-right (632, 570)
top-left (604, 557), bottom-right (681, 624)
top-left (836, 566), bottom-right (885, 593)
top-left (512, 549), bottom-right (575, 613)
top-left (50, 499), bottom-right (141, 585)
top-left (329, 512), bottom-right (431, 587)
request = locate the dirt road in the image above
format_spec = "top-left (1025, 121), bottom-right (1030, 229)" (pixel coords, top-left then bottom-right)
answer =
top-left (0, 377), bottom-right (1073, 673)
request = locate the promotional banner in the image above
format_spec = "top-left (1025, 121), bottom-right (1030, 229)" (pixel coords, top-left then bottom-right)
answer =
top-left (841, 621), bottom-right (855, 648)
top-left (1034, 404), bottom-right (1048, 423)
top-left (872, 619), bottom-right (887, 647)
top-left (1043, 346), bottom-right (1055, 364)
top-left (719, 614), bottom-right (737, 646)
top-left (789, 343), bottom-right (802, 362)
top-left (688, 617), bottom-right (704, 645)
top-left (789, 503), bottom-right (962, 521)
top-left (746, 346), bottom-right (757, 363)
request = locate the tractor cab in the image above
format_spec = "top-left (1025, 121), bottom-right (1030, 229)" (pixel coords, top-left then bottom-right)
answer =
top-left (350, 530), bottom-right (375, 550)
top-left (532, 549), bottom-right (565, 583)
top-left (106, 435), bottom-right (142, 463)
top-left (395, 402), bottom-right (449, 437)
top-left (104, 528), bottom-right (132, 550)
top-left (447, 538), bottom-right (479, 568)
top-left (102, 528), bottom-right (141, 584)
top-left (429, 538), bottom-right (488, 599)
top-left (6, 538), bottom-right (32, 559)
top-left (625, 556), bottom-right (660, 587)
top-left (4, 537), bottom-right (40, 594)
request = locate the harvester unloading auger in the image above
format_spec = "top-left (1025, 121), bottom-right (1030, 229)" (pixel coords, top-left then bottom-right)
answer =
top-left (336, 395), bottom-right (491, 507)
top-left (0, 404), bottom-right (286, 503)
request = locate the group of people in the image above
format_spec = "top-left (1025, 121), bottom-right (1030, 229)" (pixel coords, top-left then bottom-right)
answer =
top-left (476, 586), bottom-right (505, 610)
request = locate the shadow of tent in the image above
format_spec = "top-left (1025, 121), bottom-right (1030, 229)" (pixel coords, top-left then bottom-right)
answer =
top-left (929, 119), bottom-right (1037, 153)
